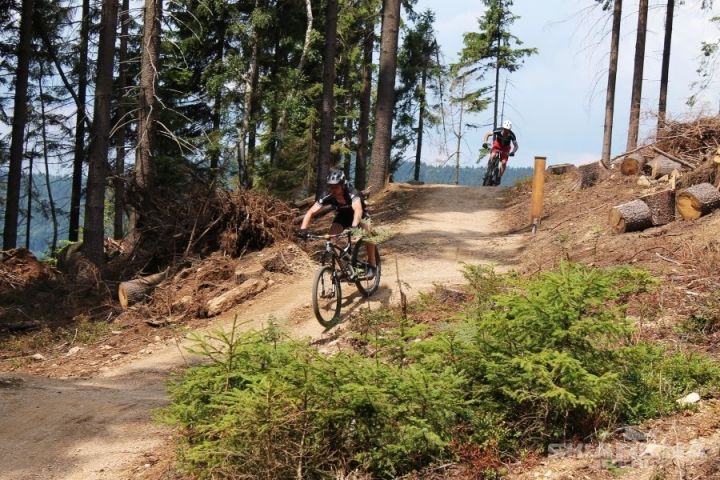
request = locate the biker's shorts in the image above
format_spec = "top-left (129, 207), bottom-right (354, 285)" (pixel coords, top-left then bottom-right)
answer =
top-left (332, 210), bottom-right (369, 229)
top-left (491, 141), bottom-right (511, 163)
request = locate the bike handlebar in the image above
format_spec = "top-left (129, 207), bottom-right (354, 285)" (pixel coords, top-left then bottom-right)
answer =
top-left (298, 230), bottom-right (352, 241)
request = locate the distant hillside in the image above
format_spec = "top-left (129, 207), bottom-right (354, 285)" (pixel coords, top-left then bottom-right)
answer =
top-left (0, 174), bottom-right (75, 257)
top-left (393, 160), bottom-right (533, 186)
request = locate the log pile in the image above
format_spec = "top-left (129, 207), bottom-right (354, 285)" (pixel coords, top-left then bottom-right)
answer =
top-left (607, 117), bottom-right (720, 233)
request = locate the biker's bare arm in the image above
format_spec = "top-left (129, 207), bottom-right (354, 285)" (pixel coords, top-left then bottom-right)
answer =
top-left (351, 198), bottom-right (363, 228)
top-left (301, 202), bottom-right (322, 230)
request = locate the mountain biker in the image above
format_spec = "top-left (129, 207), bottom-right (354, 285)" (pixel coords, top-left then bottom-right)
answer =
top-left (482, 119), bottom-right (519, 179)
top-left (299, 170), bottom-right (377, 280)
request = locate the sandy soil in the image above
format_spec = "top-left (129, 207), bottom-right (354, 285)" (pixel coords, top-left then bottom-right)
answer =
top-left (0, 184), bottom-right (524, 480)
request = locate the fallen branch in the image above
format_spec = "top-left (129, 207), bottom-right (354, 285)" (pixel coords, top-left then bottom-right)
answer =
top-left (650, 146), bottom-right (696, 169)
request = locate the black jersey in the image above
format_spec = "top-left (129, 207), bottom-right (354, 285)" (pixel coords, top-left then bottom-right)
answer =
top-left (317, 184), bottom-right (368, 228)
top-left (317, 184), bottom-right (366, 214)
top-left (492, 128), bottom-right (516, 147)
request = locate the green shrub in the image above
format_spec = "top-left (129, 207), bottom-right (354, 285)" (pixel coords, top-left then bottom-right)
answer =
top-left (162, 321), bottom-right (473, 479)
top-left (162, 264), bottom-right (720, 478)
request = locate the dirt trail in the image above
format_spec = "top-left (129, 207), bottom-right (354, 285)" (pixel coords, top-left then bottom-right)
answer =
top-left (0, 185), bottom-right (525, 480)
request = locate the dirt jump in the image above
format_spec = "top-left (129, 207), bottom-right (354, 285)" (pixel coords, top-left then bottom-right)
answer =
top-left (0, 184), bottom-right (524, 480)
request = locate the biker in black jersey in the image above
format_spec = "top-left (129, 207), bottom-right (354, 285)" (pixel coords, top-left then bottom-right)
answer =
top-left (300, 170), bottom-right (378, 279)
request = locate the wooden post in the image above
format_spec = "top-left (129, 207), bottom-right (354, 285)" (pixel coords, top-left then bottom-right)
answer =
top-left (530, 156), bottom-right (547, 233)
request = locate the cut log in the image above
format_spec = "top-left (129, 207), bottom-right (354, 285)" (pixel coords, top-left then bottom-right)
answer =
top-left (118, 270), bottom-right (168, 309)
top-left (620, 153), bottom-right (645, 176)
top-left (204, 279), bottom-right (268, 317)
top-left (574, 161), bottom-right (609, 190)
top-left (546, 163), bottom-right (577, 175)
top-left (714, 147), bottom-right (720, 188)
top-left (609, 200), bottom-right (653, 233)
top-left (639, 190), bottom-right (675, 226)
top-left (677, 182), bottom-right (720, 220)
top-left (648, 155), bottom-right (682, 179)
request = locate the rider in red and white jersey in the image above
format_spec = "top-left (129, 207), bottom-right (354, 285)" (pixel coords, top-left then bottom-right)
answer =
top-left (482, 119), bottom-right (519, 179)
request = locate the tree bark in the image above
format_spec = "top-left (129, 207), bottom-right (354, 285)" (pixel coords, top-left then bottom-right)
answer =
top-left (677, 183), bottom-right (720, 220)
top-left (315, 0), bottom-right (338, 198)
top-left (83, 0), bottom-right (119, 265)
top-left (135, 0), bottom-right (161, 191)
top-left (69, 0), bottom-right (90, 243)
top-left (114, 0), bottom-right (130, 240)
top-left (601, 0), bottom-right (622, 167)
top-left (626, 0), bottom-right (648, 151)
top-left (368, 0), bottom-right (402, 193)
top-left (414, 69), bottom-right (427, 182)
top-left (657, 0), bottom-right (675, 131)
top-left (3, 0), bottom-right (34, 249)
top-left (355, 17), bottom-right (374, 191)
top-left (639, 189), bottom-right (675, 226)
top-left (38, 69), bottom-right (58, 254)
top-left (238, 0), bottom-right (259, 189)
top-left (609, 199), bottom-right (653, 233)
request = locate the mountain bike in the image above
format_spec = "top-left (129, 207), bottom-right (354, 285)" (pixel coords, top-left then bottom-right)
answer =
top-left (302, 231), bottom-right (381, 328)
top-left (482, 150), bottom-right (502, 186)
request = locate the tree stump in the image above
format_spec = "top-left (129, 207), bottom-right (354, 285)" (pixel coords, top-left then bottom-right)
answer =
top-left (639, 189), bottom-right (675, 226)
top-left (546, 163), bottom-right (577, 175)
top-left (620, 153), bottom-right (645, 176)
top-left (677, 182), bottom-right (720, 220)
top-left (609, 199), bottom-right (653, 233)
top-left (118, 270), bottom-right (168, 309)
top-left (648, 154), bottom-right (682, 179)
top-left (574, 161), bottom-right (608, 189)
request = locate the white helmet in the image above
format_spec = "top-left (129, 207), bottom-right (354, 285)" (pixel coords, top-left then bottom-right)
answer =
top-left (502, 120), bottom-right (512, 130)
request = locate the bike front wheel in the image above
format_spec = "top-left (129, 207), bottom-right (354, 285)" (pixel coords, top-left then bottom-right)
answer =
top-left (352, 240), bottom-right (381, 296)
top-left (312, 265), bottom-right (342, 328)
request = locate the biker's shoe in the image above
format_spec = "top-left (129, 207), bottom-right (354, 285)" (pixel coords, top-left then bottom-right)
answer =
top-left (365, 265), bottom-right (376, 280)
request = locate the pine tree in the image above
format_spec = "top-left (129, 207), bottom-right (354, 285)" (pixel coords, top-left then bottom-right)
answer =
top-left (393, 9), bottom-right (441, 181)
top-left (455, 0), bottom-right (536, 129)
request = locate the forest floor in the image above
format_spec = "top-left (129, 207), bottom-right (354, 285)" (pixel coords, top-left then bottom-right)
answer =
top-left (0, 183), bottom-right (525, 480)
top-left (1, 174), bottom-right (719, 479)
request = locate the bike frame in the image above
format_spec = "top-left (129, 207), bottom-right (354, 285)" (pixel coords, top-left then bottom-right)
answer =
top-left (307, 231), bottom-right (356, 281)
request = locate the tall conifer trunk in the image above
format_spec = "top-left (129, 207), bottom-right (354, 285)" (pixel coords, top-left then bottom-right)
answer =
top-left (316, 0), bottom-right (338, 198)
top-left (3, 0), bottom-right (34, 249)
top-left (68, 0), bottom-right (90, 242)
top-left (356, 18), bottom-right (374, 190)
top-left (657, 0), bottom-right (675, 130)
top-left (368, 0), bottom-right (401, 192)
top-left (626, 0), bottom-right (648, 151)
top-left (114, 0), bottom-right (129, 239)
top-left (83, 0), bottom-right (118, 265)
top-left (601, 0), bottom-right (622, 166)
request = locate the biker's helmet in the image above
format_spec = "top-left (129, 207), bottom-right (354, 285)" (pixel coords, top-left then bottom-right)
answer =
top-left (502, 119), bottom-right (512, 130)
top-left (326, 170), bottom-right (346, 185)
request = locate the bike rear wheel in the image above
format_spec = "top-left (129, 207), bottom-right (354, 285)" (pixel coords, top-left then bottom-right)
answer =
top-left (483, 155), bottom-right (498, 186)
top-left (352, 240), bottom-right (381, 296)
top-left (312, 265), bottom-right (341, 328)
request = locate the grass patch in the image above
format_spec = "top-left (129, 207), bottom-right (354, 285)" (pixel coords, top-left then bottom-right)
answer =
top-left (1, 316), bottom-right (111, 357)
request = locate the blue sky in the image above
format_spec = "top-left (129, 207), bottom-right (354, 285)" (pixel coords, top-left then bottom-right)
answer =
top-left (411, 0), bottom-right (720, 169)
